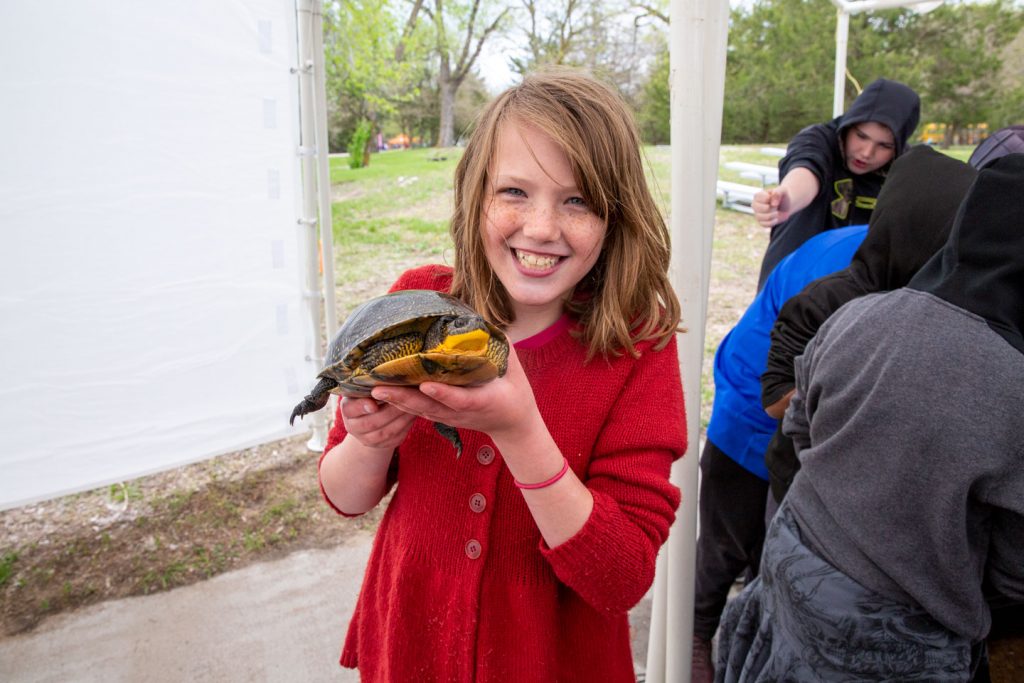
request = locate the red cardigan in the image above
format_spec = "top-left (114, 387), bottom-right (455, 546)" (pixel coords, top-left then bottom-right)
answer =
top-left (320, 265), bottom-right (687, 682)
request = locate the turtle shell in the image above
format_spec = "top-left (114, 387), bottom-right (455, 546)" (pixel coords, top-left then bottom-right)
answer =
top-left (321, 290), bottom-right (509, 397)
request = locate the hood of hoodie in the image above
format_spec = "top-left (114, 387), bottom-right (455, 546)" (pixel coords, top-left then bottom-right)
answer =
top-left (837, 78), bottom-right (921, 160)
top-left (846, 145), bottom-right (977, 291)
top-left (759, 145), bottom-right (976, 408)
top-left (908, 153), bottom-right (1024, 355)
top-left (968, 125), bottom-right (1024, 170)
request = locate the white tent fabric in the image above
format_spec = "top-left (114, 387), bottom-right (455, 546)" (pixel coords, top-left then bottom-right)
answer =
top-left (0, 0), bottom-right (316, 510)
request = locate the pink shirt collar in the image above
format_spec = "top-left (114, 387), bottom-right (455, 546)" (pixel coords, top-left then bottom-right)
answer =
top-left (514, 314), bottom-right (574, 350)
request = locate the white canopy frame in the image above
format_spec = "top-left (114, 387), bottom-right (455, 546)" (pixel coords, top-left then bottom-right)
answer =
top-left (830, 0), bottom-right (943, 116)
top-left (295, 0), bottom-right (339, 452)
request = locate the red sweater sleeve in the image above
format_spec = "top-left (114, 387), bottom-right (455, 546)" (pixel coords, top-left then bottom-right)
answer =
top-left (541, 336), bottom-right (686, 613)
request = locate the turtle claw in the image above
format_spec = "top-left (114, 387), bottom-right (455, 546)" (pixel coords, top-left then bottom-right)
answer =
top-left (433, 422), bottom-right (463, 458)
top-left (289, 377), bottom-right (338, 426)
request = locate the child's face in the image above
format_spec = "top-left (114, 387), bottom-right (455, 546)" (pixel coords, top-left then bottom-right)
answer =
top-left (844, 122), bottom-right (896, 175)
top-left (481, 121), bottom-right (608, 327)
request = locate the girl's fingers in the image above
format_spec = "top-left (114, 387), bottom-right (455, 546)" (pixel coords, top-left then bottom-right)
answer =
top-left (340, 396), bottom-right (380, 419)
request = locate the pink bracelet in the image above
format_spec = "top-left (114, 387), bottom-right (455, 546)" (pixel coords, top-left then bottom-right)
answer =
top-left (514, 457), bottom-right (570, 490)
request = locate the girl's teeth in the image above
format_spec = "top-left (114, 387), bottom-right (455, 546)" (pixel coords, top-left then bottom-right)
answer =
top-left (512, 249), bottom-right (561, 270)
top-left (516, 250), bottom-right (558, 270)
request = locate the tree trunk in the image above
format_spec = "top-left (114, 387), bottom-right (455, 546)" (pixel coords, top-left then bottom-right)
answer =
top-left (438, 78), bottom-right (458, 147)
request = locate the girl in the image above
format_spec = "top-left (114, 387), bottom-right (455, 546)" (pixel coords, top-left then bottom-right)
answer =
top-left (318, 69), bottom-right (687, 682)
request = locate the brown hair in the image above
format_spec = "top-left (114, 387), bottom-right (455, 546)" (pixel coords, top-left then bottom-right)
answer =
top-left (449, 68), bottom-right (681, 359)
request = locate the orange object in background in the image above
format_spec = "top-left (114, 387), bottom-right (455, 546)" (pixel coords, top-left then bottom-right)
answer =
top-left (387, 133), bottom-right (411, 149)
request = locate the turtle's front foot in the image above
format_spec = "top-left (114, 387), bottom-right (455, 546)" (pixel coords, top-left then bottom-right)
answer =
top-left (433, 422), bottom-right (463, 458)
top-left (289, 377), bottom-right (338, 425)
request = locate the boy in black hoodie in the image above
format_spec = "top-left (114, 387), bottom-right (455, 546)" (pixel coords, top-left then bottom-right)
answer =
top-left (752, 78), bottom-right (921, 288)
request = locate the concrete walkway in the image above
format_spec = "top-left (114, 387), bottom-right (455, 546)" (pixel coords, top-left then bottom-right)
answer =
top-left (0, 531), bottom-right (652, 682)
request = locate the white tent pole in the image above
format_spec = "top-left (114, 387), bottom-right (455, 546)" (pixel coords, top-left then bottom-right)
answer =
top-left (311, 1), bottom-right (337, 338)
top-left (832, 0), bottom-right (943, 116)
top-left (646, 0), bottom-right (728, 681)
top-left (296, 0), bottom-right (328, 451)
top-left (833, 8), bottom-right (850, 117)
top-left (310, 0), bottom-right (340, 427)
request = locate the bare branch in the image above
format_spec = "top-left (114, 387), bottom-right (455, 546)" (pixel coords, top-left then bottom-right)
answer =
top-left (396, 0), bottom-right (426, 61)
top-left (456, 7), bottom-right (509, 83)
top-left (633, 2), bottom-right (668, 25)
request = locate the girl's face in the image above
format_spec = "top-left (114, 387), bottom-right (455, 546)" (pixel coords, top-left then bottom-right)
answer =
top-left (481, 121), bottom-right (608, 334)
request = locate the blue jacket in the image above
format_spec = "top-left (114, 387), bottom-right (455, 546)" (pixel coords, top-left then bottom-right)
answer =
top-left (707, 224), bottom-right (868, 479)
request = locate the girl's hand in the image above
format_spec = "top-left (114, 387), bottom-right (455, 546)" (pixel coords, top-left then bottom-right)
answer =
top-left (369, 346), bottom-right (541, 444)
top-left (339, 396), bottom-right (418, 451)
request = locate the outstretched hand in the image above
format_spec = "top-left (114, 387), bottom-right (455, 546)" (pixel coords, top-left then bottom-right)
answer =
top-left (752, 187), bottom-right (792, 228)
top-left (369, 346), bottom-right (542, 445)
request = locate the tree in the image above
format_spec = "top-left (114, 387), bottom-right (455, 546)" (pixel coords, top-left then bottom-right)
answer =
top-left (421, 0), bottom-right (509, 147)
top-left (990, 24), bottom-right (1024, 129)
top-left (323, 0), bottom-right (431, 158)
top-left (723, 0), bottom-right (837, 143)
top-left (637, 40), bottom-right (670, 144)
top-left (720, 0), bottom-right (1024, 144)
top-left (508, 0), bottom-right (586, 73)
top-left (909, 1), bottom-right (1024, 144)
top-left (502, 0), bottom-right (666, 107)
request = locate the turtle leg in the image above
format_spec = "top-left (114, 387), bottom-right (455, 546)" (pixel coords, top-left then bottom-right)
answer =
top-left (433, 422), bottom-right (463, 458)
top-left (289, 377), bottom-right (338, 426)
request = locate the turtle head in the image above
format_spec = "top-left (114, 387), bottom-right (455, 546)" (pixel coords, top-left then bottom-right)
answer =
top-left (424, 315), bottom-right (492, 355)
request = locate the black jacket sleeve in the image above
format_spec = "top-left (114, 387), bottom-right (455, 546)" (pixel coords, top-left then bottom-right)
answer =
top-left (760, 271), bottom-right (869, 409)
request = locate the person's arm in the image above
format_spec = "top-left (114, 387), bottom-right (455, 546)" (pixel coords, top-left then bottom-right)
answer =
top-left (780, 329), bottom-right (824, 453)
top-left (752, 167), bottom-right (821, 229)
top-left (318, 396), bottom-right (416, 515)
top-left (760, 271), bottom-right (867, 412)
top-left (369, 348), bottom-right (594, 548)
top-left (764, 388), bottom-right (795, 419)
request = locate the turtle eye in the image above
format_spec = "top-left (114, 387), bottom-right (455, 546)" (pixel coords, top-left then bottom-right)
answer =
top-left (446, 315), bottom-right (485, 335)
top-left (423, 316), bottom-right (456, 350)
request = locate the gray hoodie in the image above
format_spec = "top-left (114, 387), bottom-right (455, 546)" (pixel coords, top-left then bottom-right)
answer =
top-left (783, 155), bottom-right (1024, 641)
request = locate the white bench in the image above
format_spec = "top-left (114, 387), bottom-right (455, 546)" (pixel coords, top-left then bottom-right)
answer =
top-left (723, 161), bottom-right (779, 187)
top-left (760, 146), bottom-right (786, 158)
top-left (716, 180), bottom-right (761, 214)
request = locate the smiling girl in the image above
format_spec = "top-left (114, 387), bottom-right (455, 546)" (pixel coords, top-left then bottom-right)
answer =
top-left (317, 69), bottom-right (687, 682)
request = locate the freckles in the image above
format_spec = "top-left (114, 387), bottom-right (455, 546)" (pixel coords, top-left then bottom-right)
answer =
top-left (560, 212), bottom-right (606, 237)
top-left (484, 204), bottom-right (523, 229)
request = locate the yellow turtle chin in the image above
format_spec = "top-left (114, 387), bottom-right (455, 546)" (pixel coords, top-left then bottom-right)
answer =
top-left (430, 328), bottom-right (491, 355)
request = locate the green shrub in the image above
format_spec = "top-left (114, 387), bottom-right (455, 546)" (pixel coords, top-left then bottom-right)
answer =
top-left (347, 120), bottom-right (373, 169)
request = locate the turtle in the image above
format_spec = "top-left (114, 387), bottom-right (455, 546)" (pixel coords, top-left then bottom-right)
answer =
top-left (289, 289), bottom-right (510, 457)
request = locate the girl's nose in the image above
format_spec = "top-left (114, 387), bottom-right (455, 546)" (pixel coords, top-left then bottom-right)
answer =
top-left (522, 205), bottom-right (560, 242)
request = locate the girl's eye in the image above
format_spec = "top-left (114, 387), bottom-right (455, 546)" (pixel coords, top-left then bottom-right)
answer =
top-left (567, 196), bottom-right (588, 207)
top-left (498, 187), bottom-right (526, 197)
